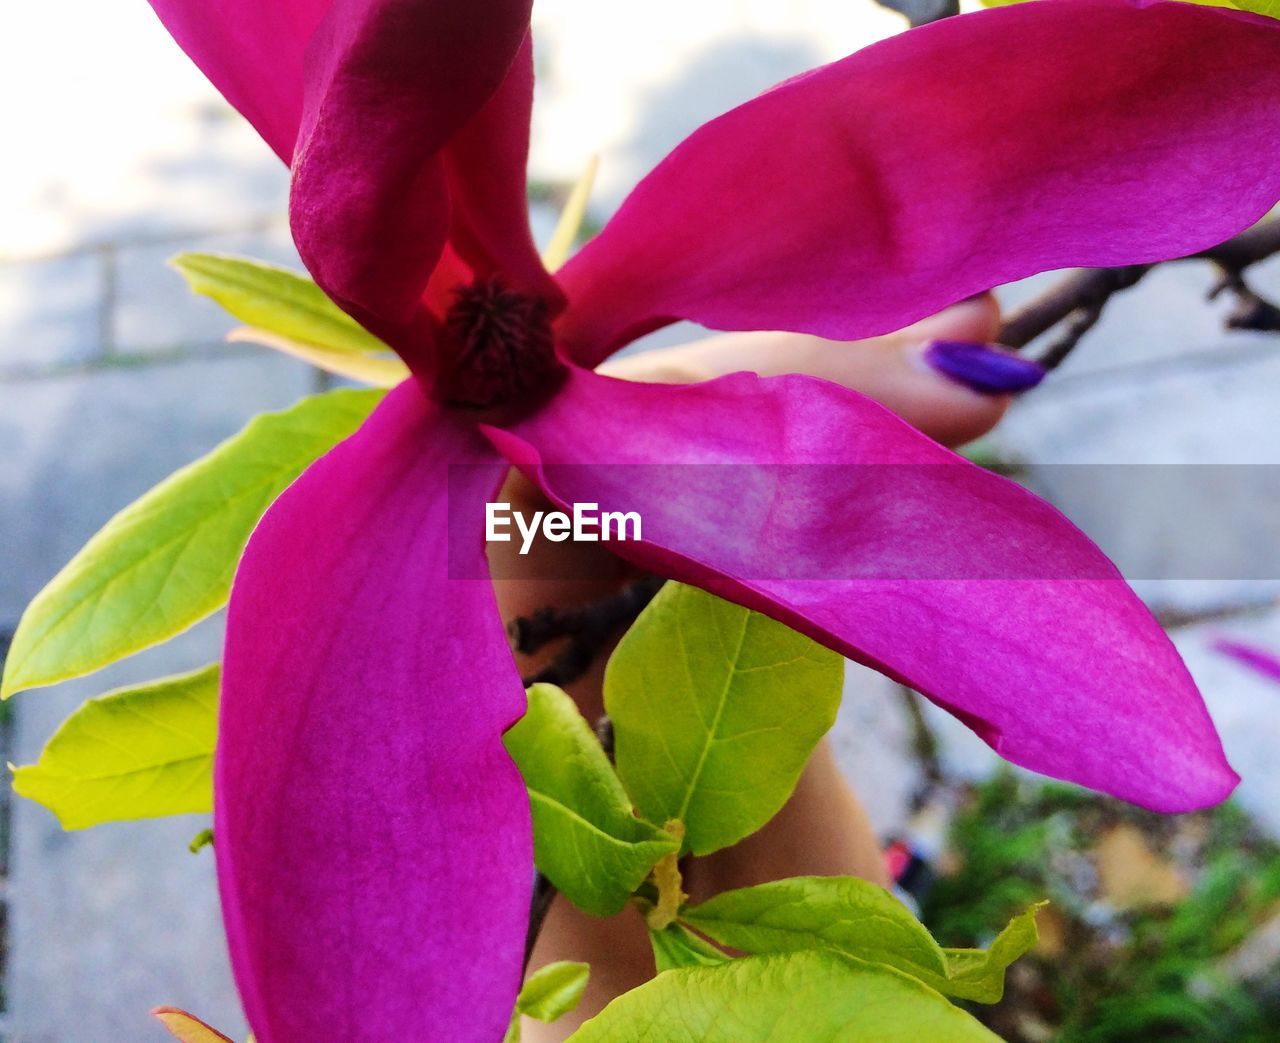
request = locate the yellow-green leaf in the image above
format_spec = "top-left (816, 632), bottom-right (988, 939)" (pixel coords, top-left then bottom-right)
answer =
top-left (506, 961), bottom-right (591, 1043)
top-left (504, 684), bottom-right (678, 916)
top-left (517, 961), bottom-right (590, 1022)
top-left (982, 0), bottom-right (1277, 11)
top-left (604, 584), bottom-right (842, 856)
top-left (567, 951), bottom-right (999, 1042)
top-left (541, 155), bottom-right (599, 272)
top-left (2, 389), bottom-right (383, 698)
top-left (227, 327), bottom-right (407, 387)
top-left (650, 924), bottom-right (727, 973)
top-left (682, 876), bottom-right (948, 979)
top-left (682, 877), bottom-right (1041, 1004)
top-left (152, 1007), bottom-right (234, 1043)
top-left (13, 665), bottom-right (218, 829)
top-left (939, 903), bottom-right (1044, 1003)
top-left (1214, 0), bottom-right (1279, 16)
top-left (171, 252), bottom-right (388, 354)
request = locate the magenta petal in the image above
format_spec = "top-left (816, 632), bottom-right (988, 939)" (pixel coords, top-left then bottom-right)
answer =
top-left (487, 368), bottom-right (1237, 812)
top-left (290, 0), bottom-right (536, 368)
top-left (144, 0), bottom-right (329, 161)
top-left (218, 383), bottom-right (530, 1041)
top-left (556, 0), bottom-right (1280, 364)
top-left (442, 35), bottom-right (566, 309)
top-left (1213, 637), bottom-right (1280, 686)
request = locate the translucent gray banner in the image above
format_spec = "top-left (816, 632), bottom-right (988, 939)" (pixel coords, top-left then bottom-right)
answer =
top-left (449, 464), bottom-right (1280, 582)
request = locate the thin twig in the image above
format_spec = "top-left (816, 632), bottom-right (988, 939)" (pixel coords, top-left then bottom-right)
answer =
top-left (998, 217), bottom-right (1280, 365)
top-left (516, 575), bottom-right (664, 688)
top-left (524, 872), bottom-right (559, 973)
top-left (999, 265), bottom-right (1152, 352)
top-left (1198, 217), bottom-right (1280, 271)
top-left (1210, 268), bottom-right (1280, 333)
top-left (897, 687), bottom-right (944, 799)
top-left (594, 715), bottom-right (616, 760)
top-left (871, 0), bottom-right (959, 28)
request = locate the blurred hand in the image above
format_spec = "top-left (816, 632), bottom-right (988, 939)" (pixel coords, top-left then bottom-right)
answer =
top-left (492, 292), bottom-right (1011, 707)
top-left (507, 293), bottom-right (1017, 1039)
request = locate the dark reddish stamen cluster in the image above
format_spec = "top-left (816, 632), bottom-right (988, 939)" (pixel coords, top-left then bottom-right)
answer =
top-left (436, 278), bottom-right (562, 410)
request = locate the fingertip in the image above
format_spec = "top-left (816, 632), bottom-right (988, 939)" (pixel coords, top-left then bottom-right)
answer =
top-left (892, 341), bottom-right (1015, 447)
top-left (897, 292), bottom-right (1001, 345)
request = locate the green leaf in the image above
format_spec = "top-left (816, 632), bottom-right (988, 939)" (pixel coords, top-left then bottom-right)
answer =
top-left (938, 903), bottom-right (1043, 1003)
top-left (604, 583), bottom-right (842, 856)
top-left (504, 684), bottom-right (679, 916)
top-left (517, 961), bottom-right (590, 1022)
top-left (1, 389), bottom-right (383, 698)
top-left (13, 665), bottom-right (218, 829)
top-left (152, 1007), bottom-right (235, 1043)
top-left (1215, 0), bottom-right (1280, 17)
top-left (171, 253), bottom-right (388, 354)
top-left (567, 951), bottom-right (1000, 1042)
top-left (506, 961), bottom-right (591, 1043)
top-left (227, 327), bottom-right (408, 386)
top-left (982, 0), bottom-right (1279, 12)
top-left (649, 924), bottom-right (728, 973)
top-left (682, 876), bottom-right (947, 977)
top-left (682, 876), bottom-right (1040, 1004)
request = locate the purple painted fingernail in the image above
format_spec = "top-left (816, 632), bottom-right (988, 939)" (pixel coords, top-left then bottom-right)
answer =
top-left (922, 340), bottom-right (1045, 396)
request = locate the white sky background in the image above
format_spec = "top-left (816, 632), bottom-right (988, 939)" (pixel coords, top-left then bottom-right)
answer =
top-left (1, 0), bottom-right (907, 259)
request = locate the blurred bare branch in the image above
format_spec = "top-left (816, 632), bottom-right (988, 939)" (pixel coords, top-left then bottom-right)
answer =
top-left (871, 0), bottom-right (960, 28)
top-left (999, 217), bottom-right (1280, 369)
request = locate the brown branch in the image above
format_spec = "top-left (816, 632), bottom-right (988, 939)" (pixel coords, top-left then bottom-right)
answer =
top-left (1198, 217), bottom-right (1280, 271)
top-left (999, 265), bottom-right (1151, 354)
top-left (1209, 269), bottom-right (1280, 333)
top-left (998, 217), bottom-right (1280, 365)
top-left (524, 872), bottom-right (559, 973)
top-left (515, 575), bottom-right (664, 688)
top-left (898, 687), bottom-right (945, 798)
top-left (872, 0), bottom-right (959, 27)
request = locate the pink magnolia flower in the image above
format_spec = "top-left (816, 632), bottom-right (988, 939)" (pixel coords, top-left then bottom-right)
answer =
top-left (145, 0), bottom-right (1280, 1038)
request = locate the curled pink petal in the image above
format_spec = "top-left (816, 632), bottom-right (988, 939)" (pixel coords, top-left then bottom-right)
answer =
top-left (487, 368), bottom-right (1237, 812)
top-left (218, 382), bottom-right (530, 1041)
top-left (144, 0), bottom-right (329, 161)
top-left (442, 35), bottom-right (567, 308)
top-left (1213, 637), bottom-right (1280, 685)
top-left (556, 0), bottom-right (1280, 364)
top-left (290, 0), bottom-right (537, 371)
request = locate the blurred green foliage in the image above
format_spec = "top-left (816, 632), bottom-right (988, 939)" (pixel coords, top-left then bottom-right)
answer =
top-left (923, 774), bottom-right (1280, 1042)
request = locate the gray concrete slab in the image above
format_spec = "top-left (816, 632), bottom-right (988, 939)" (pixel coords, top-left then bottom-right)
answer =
top-left (829, 664), bottom-right (920, 839)
top-left (113, 223), bottom-right (299, 356)
top-left (993, 349), bottom-right (1280, 617)
top-left (0, 254), bottom-right (105, 374)
top-left (2, 353), bottom-right (315, 1041)
top-left (1175, 608), bottom-right (1280, 838)
top-left (8, 623), bottom-right (242, 1043)
top-left (0, 353), bottom-right (316, 620)
top-left (917, 603), bottom-right (1280, 841)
